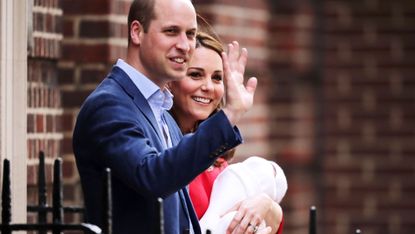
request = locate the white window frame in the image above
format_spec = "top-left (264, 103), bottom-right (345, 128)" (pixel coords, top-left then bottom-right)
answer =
top-left (0, 0), bottom-right (28, 223)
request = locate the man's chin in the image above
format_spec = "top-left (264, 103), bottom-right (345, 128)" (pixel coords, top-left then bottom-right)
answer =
top-left (169, 71), bottom-right (186, 81)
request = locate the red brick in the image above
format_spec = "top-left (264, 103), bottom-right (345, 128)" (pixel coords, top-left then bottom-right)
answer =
top-left (111, 0), bottom-right (131, 15)
top-left (61, 90), bottom-right (93, 108)
top-left (63, 19), bottom-right (74, 37)
top-left (61, 0), bottom-right (111, 15)
top-left (80, 68), bottom-right (107, 84)
top-left (46, 14), bottom-right (53, 33)
top-left (62, 160), bottom-right (74, 179)
top-left (58, 67), bottom-right (75, 85)
top-left (62, 44), bottom-right (110, 63)
top-left (46, 115), bottom-right (54, 132)
top-left (110, 22), bottom-right (128, 38)
top-left (22, 1), bottom-right (415, 234)
top-left (33, 12), bottom-right (44, 31)
top-left (27, 114), bottom-right (35, 133)
top-left (60, 113), bottom-right (73, 132)
top-left (27, 165), bottom-right (37, 185)
top-left (79, 20), bottom-right (110, 38)
top-left (60, 137), bottom-right (73, 155)
top-left (198, 0), bottom-right (268, 10)
top-left (36, 114), bottom-right (45, 133)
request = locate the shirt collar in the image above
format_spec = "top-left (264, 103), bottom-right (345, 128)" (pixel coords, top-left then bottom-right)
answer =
top-left (116, 59), bottom-right (158, 99)
top-left (115, 59), bottom-right (173, 111)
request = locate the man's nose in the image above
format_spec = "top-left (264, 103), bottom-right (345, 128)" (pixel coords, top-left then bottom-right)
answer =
top-left (175, 33), bottom-right (191, 52)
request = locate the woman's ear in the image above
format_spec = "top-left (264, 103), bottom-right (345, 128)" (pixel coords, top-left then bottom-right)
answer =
top-left (130, 20), bottom-right (143, 45)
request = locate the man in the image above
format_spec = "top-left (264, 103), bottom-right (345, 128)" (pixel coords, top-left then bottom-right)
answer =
top-left (72, 0), bottom-right (257, 233)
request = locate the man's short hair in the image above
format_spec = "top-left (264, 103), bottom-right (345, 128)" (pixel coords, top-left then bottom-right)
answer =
top-left (127, 0), bottom-right (156, 42)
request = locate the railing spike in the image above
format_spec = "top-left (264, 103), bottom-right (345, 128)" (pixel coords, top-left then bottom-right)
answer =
top-left (1, 159), bottom-right (12, 234)
top-left (52, 158), bottom-right (64, 234)
top-left (38, 151), bottom-right (47, 234)
top-left (309, 205), bottom-right (317, 234)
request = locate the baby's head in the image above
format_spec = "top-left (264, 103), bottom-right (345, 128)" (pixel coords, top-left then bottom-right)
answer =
top-left (243, 156), bottom-right (288, 203)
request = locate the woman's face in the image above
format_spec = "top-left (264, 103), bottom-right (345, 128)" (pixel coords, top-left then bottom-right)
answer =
top-left (170, 46), bottom-right (224, 126)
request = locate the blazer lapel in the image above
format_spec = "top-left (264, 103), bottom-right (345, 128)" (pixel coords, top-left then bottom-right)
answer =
top-left (107, 67), bottom-right (200, 232)
top-left (108, 66), bottom-right (166, 146)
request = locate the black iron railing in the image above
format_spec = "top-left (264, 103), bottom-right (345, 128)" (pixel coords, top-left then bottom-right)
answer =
top-left (308, 206), bottom-right (362, 234)
top-left (0, 151), bottom-right (110, 233)
top-left (1, 151), bottom-right (362, 234)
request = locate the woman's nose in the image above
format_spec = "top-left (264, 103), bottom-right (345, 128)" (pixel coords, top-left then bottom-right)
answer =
top-left (201, 79), bottom-right (214, 91)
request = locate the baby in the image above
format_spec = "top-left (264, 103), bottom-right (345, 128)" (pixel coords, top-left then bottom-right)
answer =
top-left (199, 156), bottom-right (288, 234)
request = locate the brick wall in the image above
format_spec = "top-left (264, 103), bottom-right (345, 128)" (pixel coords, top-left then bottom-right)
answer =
top-left (197, 0), bottom-right (415, 234)
top-left (25, 0), bottom-right (414, 233)
top-left (27, 0), bottom-right (64, 222)
top-left (58, 0), bottom-right (131, 222)
top-left (195, 0), bottom-right (317, 232)
top-left (319, 1), bottom-right (415, 233)
top-left (267, 0), bottom-right (415, 234)
top-left (266, 1), bottom-right (321, 233)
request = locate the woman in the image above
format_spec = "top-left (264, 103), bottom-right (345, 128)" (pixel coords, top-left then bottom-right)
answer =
top-left (168, 30), bottom-right (286, 234)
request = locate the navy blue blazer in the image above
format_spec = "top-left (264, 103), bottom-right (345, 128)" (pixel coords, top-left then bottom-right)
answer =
top-left (73, 66), bottom-right (242, 234)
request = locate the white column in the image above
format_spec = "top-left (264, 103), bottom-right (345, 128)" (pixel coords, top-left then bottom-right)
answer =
top-left (0, 0), bottom-right (28, 223)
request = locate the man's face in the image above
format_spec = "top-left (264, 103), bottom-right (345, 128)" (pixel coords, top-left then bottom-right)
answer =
top-left (138, 0), bottom-right (197, 87)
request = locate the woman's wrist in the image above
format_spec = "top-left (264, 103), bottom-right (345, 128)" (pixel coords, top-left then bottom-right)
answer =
top-left (264, 198), bottom-right (282, 233)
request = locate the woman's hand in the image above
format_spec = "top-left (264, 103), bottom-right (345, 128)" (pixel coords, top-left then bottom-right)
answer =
top-left (222, 41), bottom-right (257, 126)
top-left (223, 193), bottom-right (282, 234)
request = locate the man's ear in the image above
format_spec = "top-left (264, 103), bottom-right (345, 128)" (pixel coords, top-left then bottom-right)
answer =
top-left (130, 20), bottom-right (143, 45)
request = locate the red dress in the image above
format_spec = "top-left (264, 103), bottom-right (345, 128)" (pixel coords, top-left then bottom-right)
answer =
top-left (189, 160), bottom-right (284, 233)
top-left (189, 160), bottom-right (228, 219)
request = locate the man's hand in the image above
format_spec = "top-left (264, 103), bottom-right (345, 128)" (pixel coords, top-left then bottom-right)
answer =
top-left (221, 41), bottom-right (257, 126)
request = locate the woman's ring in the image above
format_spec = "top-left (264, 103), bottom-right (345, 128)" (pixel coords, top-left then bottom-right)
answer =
top-left (249, 223), bottom-right (259, 233)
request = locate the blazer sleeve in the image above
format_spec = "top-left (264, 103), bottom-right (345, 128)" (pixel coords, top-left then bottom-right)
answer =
top-left (74, 85), bottom-right (242, 199)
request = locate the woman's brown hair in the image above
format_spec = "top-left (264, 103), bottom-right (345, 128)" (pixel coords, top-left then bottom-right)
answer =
top-left (195, 15), bottom-right (236, 165)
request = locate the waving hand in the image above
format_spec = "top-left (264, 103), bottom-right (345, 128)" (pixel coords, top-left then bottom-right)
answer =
top-left (222, 41), bottom-right (257, 126)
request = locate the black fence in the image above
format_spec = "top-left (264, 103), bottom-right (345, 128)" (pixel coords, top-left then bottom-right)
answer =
top-left (0, 152), bottom-right (361, 234)
top-left (0, 151), bottom-right (111, 233)
top-left (309, 206), bottom-right (362, 234)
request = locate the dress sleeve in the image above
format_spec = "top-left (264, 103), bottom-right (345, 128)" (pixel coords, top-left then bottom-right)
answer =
top-left (276, 216), bottom-right (284, 234)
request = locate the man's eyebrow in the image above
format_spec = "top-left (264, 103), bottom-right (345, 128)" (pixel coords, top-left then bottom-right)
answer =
top-left (162, 25), bottom-right (179, 29)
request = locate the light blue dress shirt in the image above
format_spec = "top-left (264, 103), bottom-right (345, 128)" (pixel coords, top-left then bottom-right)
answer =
top-left (115, 59), bottom-right (173, 148)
